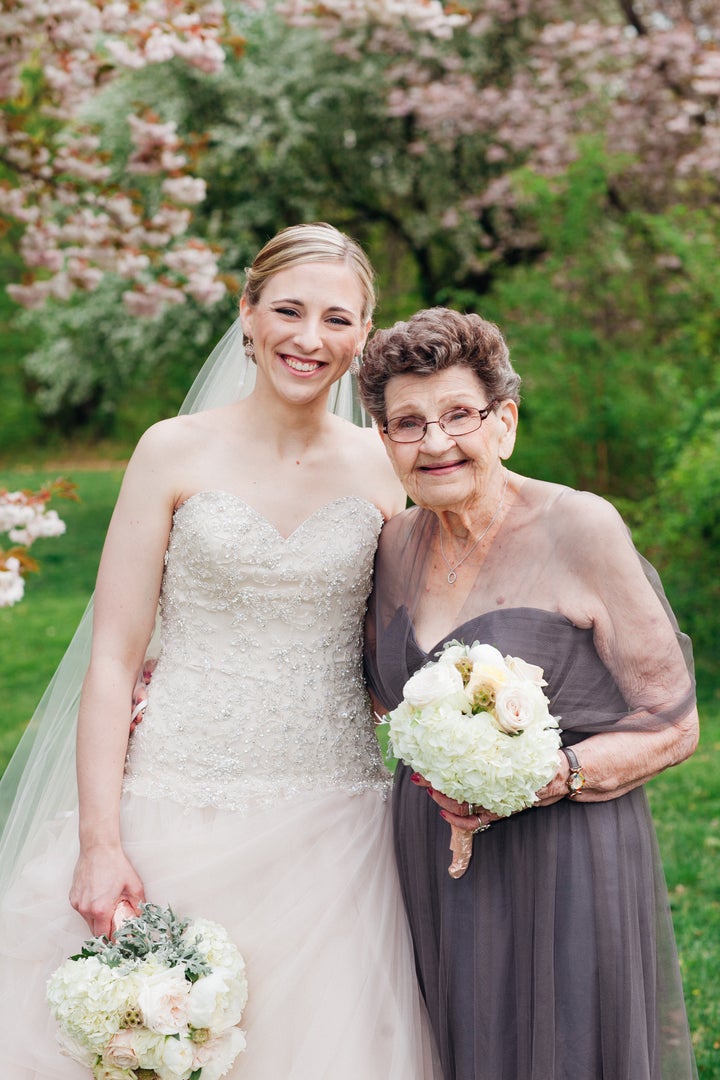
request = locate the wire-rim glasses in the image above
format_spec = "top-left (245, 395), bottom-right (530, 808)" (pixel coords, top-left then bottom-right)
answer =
top-left (382, 401), bottom-right (499, 443)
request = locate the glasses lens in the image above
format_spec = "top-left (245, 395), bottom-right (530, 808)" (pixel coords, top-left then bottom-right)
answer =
top-left (440, 407), bottom-right (484, 436)
top-left (385, 417), bottom-right (426, 442)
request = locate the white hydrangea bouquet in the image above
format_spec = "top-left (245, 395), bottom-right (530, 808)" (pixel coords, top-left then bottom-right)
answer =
top-left (46, 903), bottom-right (248, 1080)
top-left (386, 641), bottom-right (562, 878)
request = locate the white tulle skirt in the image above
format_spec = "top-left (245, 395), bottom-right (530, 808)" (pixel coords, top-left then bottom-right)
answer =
top-left (0, 787), bottom-right (439, 1079)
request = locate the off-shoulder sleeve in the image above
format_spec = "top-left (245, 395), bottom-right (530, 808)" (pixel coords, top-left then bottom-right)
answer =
top-left (553, 490), bottom-right (695, 732)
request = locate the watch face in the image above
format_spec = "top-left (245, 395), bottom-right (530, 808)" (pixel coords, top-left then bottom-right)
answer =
top-left (568, 771), bottom-right (585, 792)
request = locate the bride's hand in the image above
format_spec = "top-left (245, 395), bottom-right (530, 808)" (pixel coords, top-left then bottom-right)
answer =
top-left (411, 773), bottom-right (499, 832)
top-left (70, 846), bottom-right (145, 938)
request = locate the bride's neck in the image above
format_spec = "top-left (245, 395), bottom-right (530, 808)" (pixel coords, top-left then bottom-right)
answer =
top-left (238, 391), bottom-right (332, 459)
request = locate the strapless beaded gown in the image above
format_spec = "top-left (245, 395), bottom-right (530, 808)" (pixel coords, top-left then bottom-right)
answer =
top-left (0, 492), bottom-right (439, 1079)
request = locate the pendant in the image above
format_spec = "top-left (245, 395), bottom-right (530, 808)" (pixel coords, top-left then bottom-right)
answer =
top-left (447, 570), bottom-right (457, 585)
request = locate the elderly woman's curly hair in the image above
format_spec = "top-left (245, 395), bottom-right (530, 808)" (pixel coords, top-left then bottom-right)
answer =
top-left (359, 307), bottom-right (521, 423)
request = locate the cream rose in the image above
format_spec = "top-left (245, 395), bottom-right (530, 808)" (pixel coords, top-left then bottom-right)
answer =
top-left (102, 1030), bottom-right (139, 1070)
top-left (494, 684), bottom-right (536, 734)
top-left (137, 967), bottom-right (191, 1035)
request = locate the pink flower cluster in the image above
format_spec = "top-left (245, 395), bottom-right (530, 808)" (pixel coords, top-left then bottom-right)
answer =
top-left (277, 0), bottom-right (467, 39)
top-left (380, 6), bottom-right (720, 219)
top-left (1, 0), bottom-right (227, 314)
top-left (0, 480), bottom-right (76, 607)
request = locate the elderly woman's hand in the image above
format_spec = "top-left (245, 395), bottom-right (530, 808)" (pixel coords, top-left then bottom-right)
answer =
top-left (533, 752), bottom-right (574, 806)
top-left (412, 751), bottom-right (571, 831)
top-left (411, 773), bottom-right (502, 832)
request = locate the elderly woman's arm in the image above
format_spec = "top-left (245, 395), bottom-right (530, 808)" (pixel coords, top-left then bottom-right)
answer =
top-left (433, 710), bottom-right (698, 831)
top-left (435, 492), bottom-right (699, 830)
top-left (537, 710), bottom-right (698, 804)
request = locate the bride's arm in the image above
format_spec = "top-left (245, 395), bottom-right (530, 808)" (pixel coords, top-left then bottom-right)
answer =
top-left (70, 425), bottom-right (178, 937)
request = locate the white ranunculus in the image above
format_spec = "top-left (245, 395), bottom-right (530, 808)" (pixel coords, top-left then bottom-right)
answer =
top-left (464, 645), bottom-right (512, 706)
top-left (466, 642), bottom-right (508, 672)
top-left (494, 683), bottom-right (536, 734)
top-left (403, 660), bottom-right (466, 708)
top-left (137, 967), bottom-right (191, 1035)
top-left (435, 642), bottom-right (469, 666)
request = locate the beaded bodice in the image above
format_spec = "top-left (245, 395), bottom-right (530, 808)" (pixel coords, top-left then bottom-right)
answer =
top-left (123, 491), bottom-right (389, 811)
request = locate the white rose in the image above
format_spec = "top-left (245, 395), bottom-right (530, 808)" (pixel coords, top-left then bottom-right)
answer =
top-left (137, 967), bottom-right (191, 1035)
top-left (192, 1028), bottom-right (247, 1080)
top-left (494, 683), bottom-right (536, 734)
top-left (402, 661), bottom-right (465, 708)
top-left (505, 654), bottom-right (547, 686)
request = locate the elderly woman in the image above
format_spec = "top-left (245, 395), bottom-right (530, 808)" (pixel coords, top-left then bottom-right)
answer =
top-left (359, 307), bottom-right (698, 1080)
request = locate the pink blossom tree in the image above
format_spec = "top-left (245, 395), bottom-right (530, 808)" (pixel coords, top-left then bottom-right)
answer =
top-left (1, 0), bottom-right (465, 316)
top-left (3, 1), bottom-right (718, 315)
top-left (0, 0), bottom-right (230, 317)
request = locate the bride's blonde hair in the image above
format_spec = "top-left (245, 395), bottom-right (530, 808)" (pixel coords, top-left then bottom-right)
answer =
top-left (242, 222), bottom-right (377, 324)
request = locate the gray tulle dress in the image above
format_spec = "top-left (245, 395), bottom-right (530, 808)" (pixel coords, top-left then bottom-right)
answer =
top-left (365, 477), bottom-right (698, 1080)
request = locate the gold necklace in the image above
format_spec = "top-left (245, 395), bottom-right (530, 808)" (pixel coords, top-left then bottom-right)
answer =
top-left (438, 472), bottom-right (508, 585)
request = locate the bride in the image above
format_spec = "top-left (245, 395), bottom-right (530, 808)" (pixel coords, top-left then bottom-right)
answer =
top-left (0, 223), bottom-right (439, 1078)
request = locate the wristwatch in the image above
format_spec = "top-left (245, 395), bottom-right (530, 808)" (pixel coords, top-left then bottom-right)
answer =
top-left (560, 746), bottom-right (586, 798)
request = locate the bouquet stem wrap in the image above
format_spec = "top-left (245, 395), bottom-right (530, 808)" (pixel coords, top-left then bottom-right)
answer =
top-left (448, 827), bottom-right (474, 879)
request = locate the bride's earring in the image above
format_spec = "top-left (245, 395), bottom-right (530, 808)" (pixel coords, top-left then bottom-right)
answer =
top-left (244, 338), bottom-right (255, 362)
top-left (349, 353), bottom-right (362, 376)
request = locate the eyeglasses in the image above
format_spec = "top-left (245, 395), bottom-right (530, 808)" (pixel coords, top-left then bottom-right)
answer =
top-left (382, 402), bottom-right (499, 444)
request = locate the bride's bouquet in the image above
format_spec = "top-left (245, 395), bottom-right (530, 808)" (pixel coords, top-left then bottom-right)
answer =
top-left (385, 641), bottom-right (562, 878)
top-left (46, 903), bottom-right (248, 1080)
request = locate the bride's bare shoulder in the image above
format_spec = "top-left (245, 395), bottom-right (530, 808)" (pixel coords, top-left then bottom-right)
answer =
top-left (136, 404), bottom-right (241, 452)
top-left (333, 422), bottom-right (406, 518)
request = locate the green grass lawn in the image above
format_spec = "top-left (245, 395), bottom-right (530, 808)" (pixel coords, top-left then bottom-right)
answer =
top-left (1, 466), bottom-right (718, 1076)
top-left (1, 467), bottom-right (124, 766)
